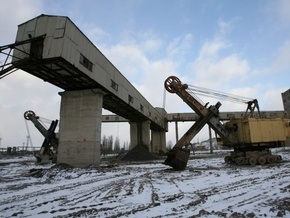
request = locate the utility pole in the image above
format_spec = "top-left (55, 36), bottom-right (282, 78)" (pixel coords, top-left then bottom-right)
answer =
top-left (209, 125), bottom-right (213, 154)
top-left (175, 121), bottom-right (179, 143)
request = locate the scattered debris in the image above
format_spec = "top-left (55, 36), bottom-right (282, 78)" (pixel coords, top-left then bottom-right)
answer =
top-left (120, 144), bottom-right (159, 161)
top-left (28, 168), bottom-right (43, 177)
top-left (0, 149), bottom-right (289, 217)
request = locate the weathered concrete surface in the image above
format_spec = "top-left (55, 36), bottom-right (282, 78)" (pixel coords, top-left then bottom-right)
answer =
top-left (130, 120), bottom-right (151, 148)
top-left (57, 89), bottom-right (104, 167)
top-left (151, 130), bottom-right (166, 153)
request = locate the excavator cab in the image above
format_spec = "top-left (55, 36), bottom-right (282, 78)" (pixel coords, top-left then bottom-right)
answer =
top-left (164, 147), bottom-right (190, 170)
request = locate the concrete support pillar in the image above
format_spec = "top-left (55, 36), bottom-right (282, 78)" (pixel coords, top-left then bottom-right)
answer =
top-left (129, 120), bottom-right (151, 148)
top-left (57, 89), bottom-right (104, 167)
top-left (142, 120), bottom-right (151, 147)
top-left (151, 130), bottom-right (166, 154)
top-left (129, 122), bottom-right (138, 148)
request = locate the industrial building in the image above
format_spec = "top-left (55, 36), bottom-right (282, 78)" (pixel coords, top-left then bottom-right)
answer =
top-left (282, 89), bottom-right (290, 114)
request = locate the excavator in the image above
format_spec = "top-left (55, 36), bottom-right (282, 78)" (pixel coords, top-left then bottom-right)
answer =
top-left (24, 110), bottom-right (58, 163)
top-left (163, 76), bottom-right (290, 170)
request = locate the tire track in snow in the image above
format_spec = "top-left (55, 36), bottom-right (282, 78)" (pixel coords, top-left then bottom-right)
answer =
top-left (0, 168), bottom-right (146, 216)
top-left (1, 152), bottom-right (290, 217)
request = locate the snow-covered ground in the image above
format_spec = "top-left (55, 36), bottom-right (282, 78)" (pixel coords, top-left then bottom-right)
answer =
top-left (0, 149), bottom-right (289, 218)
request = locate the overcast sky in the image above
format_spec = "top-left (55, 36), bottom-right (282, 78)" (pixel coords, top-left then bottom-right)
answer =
top-left (0, 0), bottom-right (289, 148)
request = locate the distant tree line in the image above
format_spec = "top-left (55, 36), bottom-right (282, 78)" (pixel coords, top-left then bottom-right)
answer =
top-left (101, 135), bottom-right (130, 155)
top-left (101, 137), bottom-right (176, 155)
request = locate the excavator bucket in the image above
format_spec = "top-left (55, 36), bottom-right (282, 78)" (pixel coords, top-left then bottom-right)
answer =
top-left (163, 148), bottom-right (190, 170)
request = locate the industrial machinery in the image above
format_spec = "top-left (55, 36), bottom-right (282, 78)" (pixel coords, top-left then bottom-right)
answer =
top-left (164, 76), bottom-right (290, 170)
top-left (24, 110), bottom-right (58, 163)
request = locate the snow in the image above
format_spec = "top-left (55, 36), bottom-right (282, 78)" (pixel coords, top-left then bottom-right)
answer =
top-left (0, 149), bottom-right (290, 217)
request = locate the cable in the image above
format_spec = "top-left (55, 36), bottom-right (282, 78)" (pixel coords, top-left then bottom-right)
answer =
top-left (187, 88), bottom-right (206, 105)
top-left (0, 69), bottom-right (17, 79)
top-left (187, 84), bottom-right (253, 105)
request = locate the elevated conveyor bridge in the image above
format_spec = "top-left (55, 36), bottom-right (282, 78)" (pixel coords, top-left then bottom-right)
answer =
top-left (0, 14), bottom-right (166, 167)
top-left (0, 14), bottom-right (166, 131)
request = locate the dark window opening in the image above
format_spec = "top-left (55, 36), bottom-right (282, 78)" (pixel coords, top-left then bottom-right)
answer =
top-left (128, 95), bottom-right (134, 104)
top-left (140, 104), bottom-right (144, 112)
top-left (111, 79), bottom-right (118, 91)
top-left (80, 53), bottom-right (93, 71)
top-left (30, 39), bottom-right (44, 59)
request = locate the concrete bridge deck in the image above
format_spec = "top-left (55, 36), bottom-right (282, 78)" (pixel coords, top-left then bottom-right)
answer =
top-left (102, 110), bottom-right (289, 122)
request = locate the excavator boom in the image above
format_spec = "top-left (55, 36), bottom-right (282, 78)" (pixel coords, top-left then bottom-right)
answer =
top-left (164, 76), bottom-right (237, 169)
top-left (164, 76), bottom-right (289, 170)
top-left (24, 110), bottom-right (58, 163)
